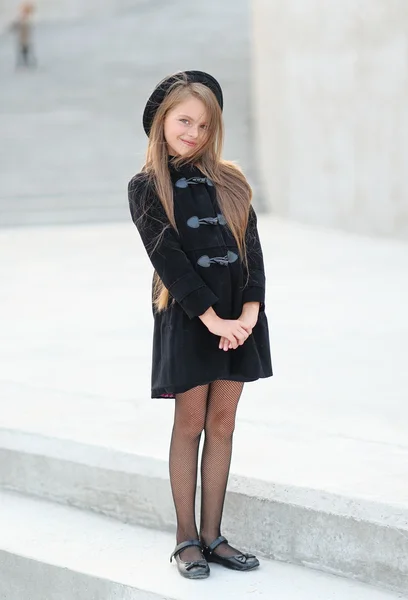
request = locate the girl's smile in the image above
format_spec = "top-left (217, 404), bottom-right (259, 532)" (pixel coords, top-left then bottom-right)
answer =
top-left (181, 139), bottom-right (197, 148)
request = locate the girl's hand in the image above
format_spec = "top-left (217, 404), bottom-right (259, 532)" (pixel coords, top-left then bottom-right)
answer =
top-left (240, 302), bottom-right (260, 332)
top-left (205, 317), bottom-right (250, 350)
top-left (199, 305), bottom-right (258, 351)
top-left (219, 302), bottom-right (260, 351)
top-left (219, 335), bottom-right (234, 351)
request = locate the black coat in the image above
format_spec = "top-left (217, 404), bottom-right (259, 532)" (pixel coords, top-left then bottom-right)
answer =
top-left (128, 160), bottom-right (273, 398)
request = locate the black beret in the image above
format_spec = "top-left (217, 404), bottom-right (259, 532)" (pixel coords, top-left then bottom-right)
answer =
top-left (142, 70), bottom-right (223, 137)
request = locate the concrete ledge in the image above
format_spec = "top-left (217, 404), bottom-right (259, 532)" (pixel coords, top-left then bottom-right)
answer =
top-left (0, 428), bottom-right (407, 595)
top-left (0, 490), bottom-right (403, 600)
top-left (0, 551), bottom-right (165, 600)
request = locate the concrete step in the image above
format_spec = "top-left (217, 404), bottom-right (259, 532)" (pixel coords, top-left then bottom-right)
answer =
top-left (0, 206), bottom-right (128, 228)
top-left (0, 426), bottom-right (407, 596)
top-left (0, 489), bottom-right (405, 600)
top-left (0, 191), bottom-right (128, 227)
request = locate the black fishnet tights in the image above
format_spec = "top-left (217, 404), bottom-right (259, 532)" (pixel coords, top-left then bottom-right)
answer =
top-left (169, 384), bottom-right (208, 561)
top-left (199, 380), bottom-right (244, 558)
top-left (169, 380), bottom-right (244, 561)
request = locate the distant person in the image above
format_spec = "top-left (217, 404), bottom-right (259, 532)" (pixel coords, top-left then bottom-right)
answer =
top-left (10, 2), bottom-right (36, 68)
top-left (128, 71), bottom-right (273, 579)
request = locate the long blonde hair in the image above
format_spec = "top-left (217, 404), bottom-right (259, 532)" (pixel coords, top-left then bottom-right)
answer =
top-left (143, 73), bottom-right (253, 312)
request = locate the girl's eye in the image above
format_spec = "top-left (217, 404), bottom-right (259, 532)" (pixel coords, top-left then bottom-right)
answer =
top-left (201, 124), bottom-right (208, 130)
top-left (180, 119), bottom-right (189, 125)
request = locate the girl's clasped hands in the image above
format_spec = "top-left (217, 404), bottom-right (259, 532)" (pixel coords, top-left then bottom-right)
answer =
top-left (204, 302), bottom-right (260, 352)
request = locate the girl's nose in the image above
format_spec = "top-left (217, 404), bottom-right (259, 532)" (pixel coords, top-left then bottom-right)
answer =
top-left (188, 126), bottom-right (199, 139)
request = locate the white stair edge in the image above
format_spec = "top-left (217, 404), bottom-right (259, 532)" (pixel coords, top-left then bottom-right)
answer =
top-left (1, 426), bottom-right (406, 527)
top-left (0, 490), bottom-right (405, 600)
top-left (0, 427), bottom-right (407, 595)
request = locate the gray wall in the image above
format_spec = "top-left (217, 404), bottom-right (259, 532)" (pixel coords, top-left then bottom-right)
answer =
top-left (252, 0), bottom-right (408, 238)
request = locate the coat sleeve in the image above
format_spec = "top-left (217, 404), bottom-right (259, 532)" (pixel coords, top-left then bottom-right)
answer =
top-left (242, 205), bottom-right (266, 310)
top-left (128, 174), bottom-right (219, 319)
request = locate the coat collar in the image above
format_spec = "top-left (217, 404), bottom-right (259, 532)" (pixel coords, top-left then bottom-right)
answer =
top-left (168, 156), bottom-right (202, 180)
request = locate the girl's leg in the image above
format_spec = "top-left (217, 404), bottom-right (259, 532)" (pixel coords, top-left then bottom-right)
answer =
top-left (170, 384), bottom-right (209, 561)
top-left (199, 380), bottom-right (244, 557)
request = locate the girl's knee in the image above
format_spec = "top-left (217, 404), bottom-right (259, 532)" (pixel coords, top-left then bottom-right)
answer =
top-left (204, 414), bottom-right (236, 439)
top-left (174, 414), bottom-right (206, 439)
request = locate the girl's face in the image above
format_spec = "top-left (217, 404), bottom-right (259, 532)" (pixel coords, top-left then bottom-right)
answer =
top-left (164, 96), bottom-right (209, 157)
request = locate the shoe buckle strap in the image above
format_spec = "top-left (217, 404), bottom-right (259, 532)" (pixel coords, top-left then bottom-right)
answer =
top-left (206, 535), bottom-right (228, 554)
top-left (170, 539), bottom-right (202, 562)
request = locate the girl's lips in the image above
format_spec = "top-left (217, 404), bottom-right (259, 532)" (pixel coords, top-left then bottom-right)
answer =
top-left (181, 139), bottom-right (196, 147)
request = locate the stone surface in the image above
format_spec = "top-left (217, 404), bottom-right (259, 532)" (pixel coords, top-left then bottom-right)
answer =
top-left (252, 0), bottom-right (408, 238)
top-left (0, 0), bottom-right (151, 26)
top-left (1, 427), bottom-right (407, 594)
top-left (0, 490), bottom-right (405, 600)
top-left (1, 216), bottom-right (408, 592)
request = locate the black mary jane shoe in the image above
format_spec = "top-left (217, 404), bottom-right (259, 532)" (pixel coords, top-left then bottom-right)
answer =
top-left (202, 535), bottom-right (260, 571)
top-left (170, 539), bottom-right (210, 579)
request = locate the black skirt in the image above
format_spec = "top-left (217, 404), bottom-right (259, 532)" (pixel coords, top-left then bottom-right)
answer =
top-left (151, 300), bottom-right (272, 399)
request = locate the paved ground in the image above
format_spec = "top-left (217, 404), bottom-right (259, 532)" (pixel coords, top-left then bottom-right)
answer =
top-left (1, 216), bottom-right (408, 513)
top-left (0, 0), bottom-right (259, 227)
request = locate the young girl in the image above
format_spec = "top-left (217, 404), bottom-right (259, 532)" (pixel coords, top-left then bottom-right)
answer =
top-left (128, 71), bottom-right (273, 579)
